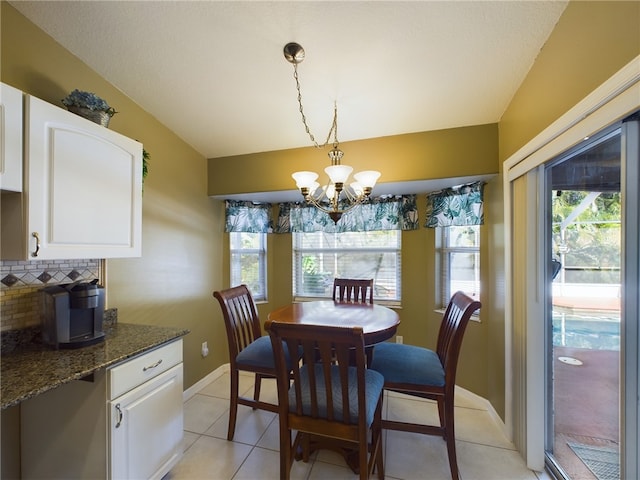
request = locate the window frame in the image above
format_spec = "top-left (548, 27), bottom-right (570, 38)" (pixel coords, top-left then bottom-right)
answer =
top-left (229, 231), bottom-right (267, 302)
top-left (435, 225), bottom-right (481, 313)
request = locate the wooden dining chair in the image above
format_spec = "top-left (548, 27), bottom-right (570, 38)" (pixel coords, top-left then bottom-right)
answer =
top-left (333, 278), bottom-right (374, 304)
top-left (268, 322), bottom-right (385, 480)
top-left (213, 284), bottom-right (280, 441)
top-left (369, 291), bottom-right (481, 480)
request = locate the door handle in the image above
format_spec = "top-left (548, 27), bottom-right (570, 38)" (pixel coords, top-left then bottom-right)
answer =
top-left (143, 359), bottom-right (163, 372)
top-left (31, 232), bottom-right (40, 257)
top-left (115, 403), bottom-right (123, 428)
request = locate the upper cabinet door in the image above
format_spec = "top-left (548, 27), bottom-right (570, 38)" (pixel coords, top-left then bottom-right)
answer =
top-left (25, 95), bottom-right (142, 259)
top-left (0, 83), bottom-right (24, 192)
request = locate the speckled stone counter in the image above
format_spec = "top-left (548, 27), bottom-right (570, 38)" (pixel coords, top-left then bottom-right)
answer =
top-left (1, 322), bottom-right (189, 409)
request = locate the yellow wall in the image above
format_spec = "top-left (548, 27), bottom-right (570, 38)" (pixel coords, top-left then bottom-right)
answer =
top-left (1, 3), bottom-right (227, 391)
top-left (209, 124), bottom-right (498, 196)
top-left (500, 0), bottom-right (640, 162)
top-left (1, 5), bottom-right (228, 474)
top-left (214, 124), bottom-right (500, 400)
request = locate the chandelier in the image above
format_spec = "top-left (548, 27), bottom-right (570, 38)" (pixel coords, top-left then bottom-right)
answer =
top-left (284, 42), bottom-right (381, 223)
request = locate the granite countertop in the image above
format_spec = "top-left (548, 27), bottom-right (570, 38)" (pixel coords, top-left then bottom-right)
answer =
top-left (1, 322), bottom-right (189, 409)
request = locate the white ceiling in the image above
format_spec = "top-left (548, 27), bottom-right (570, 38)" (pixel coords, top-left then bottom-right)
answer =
top-left (11, 0), bottom-right (568, 162)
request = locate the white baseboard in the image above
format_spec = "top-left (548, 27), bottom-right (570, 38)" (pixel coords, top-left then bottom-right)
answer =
top-left (183, 363), bottom-right (230, 402)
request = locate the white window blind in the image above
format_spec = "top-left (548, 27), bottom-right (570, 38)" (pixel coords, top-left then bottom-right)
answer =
top-left (230, 232), bottom-right (267, 301)
top-left (436, 225), bottom-right (480, 308)
top-left (293, 231), bottom-right (401, 302)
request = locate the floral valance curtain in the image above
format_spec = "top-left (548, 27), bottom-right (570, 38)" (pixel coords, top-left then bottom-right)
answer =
top-left (424, 181), bottom-right (485, 228)
top-left (224, 200), bottom-right (273, 233)
top-left (275, 194), bottom-right (419, 233)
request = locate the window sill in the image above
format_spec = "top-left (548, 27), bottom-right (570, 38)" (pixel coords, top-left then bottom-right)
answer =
top-left (293, 297), bottom-right (402, 309)
top-left (434, 308), bottom-right (481, 323)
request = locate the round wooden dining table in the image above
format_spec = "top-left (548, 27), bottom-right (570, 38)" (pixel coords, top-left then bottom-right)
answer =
top-left (266, 300), bottom-right (400, 345)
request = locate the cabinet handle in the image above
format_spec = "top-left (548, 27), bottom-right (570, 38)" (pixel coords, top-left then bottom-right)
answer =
top-left (143, 359), bottom-right (163, 372)
top-left (31, 232), bottom-right (40, 257)
top-left (115, 403), bottom-right (123, 428)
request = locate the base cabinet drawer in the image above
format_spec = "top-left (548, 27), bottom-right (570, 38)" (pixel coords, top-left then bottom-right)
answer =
top-left (109, 339), bottom-right (182, 399)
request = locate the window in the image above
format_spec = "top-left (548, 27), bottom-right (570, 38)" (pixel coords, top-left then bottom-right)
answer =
top-left (436, 225), bottom-right (480, 308)
top-left (230, 232), bottom-right (267, 301)
top-left (293, 231), bottom-right (401, 302)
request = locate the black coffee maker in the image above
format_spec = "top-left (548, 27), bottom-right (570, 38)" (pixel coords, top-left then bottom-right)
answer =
top-left (41, 280), bottom-right (105, 349)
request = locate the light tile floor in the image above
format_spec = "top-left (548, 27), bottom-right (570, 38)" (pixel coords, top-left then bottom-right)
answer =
top-left (165, 370), bottom-right (553, 480)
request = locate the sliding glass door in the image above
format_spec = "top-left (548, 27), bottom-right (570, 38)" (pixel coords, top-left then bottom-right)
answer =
top-left (544, 125), bottom-right (622, 479)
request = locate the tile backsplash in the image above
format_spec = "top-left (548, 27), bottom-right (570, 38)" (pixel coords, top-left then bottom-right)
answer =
top-left (0, 259), bottom-right (101, 331)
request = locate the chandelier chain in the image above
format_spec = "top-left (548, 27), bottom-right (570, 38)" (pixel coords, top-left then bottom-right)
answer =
top-left (293, 62), bottom-right (338, 149)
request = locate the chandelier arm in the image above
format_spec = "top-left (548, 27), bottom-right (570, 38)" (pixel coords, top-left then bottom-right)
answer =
top-left (302, 196), bottom-right (334, 215)
top-left (303, 195), bottom-right (361, 217)
top-left (341, 186), bottom-right (358, 202)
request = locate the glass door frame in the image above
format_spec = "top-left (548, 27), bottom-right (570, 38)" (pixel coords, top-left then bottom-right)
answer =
top-left (620, 114), bottom-right (639, 480)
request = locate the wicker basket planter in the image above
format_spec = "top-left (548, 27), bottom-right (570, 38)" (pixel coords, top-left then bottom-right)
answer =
top-left (66, 105), bottom-right (112, 127)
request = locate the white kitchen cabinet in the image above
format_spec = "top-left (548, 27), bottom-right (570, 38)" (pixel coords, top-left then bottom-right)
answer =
top-left (0, 94), bottom-right (142, 259)
top-left (21, 339), bottom-right (184, 479)
top-left (0, 82), bottom-right (23, 192)
top-left (109, 365), bottom-right (183, 479)
top-left (108, 341), bottom-right (184, 479)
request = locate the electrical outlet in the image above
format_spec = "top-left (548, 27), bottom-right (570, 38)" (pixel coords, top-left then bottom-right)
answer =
top-left (201, 341), bottom-right (209, 358)
top-left (396, 335), bottom-right (403, 344)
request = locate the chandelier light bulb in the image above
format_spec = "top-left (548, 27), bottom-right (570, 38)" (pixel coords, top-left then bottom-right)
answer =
top-left (324, 164), bottom-right (353, 184)
top-left (351, 182), bottom-right (364, 196)
top-left (292, 171), bottom-right (319, 189)
top-left (353, 170), bottom-right (381, 189)
top-left (324, 183), bottom-right (336, 200)
top-left (309, 181), bottom-right (320, 195)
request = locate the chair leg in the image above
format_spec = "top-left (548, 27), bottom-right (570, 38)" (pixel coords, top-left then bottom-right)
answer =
top-left (253, 373), bottom-right (263, 410)
top-left (373, 398), bottom-right (384, 480)
top-left (301, 432), bottom-right (311, 463)
top-left (228, 369), bottom-right (239, 441)
top-left (365, 345), bottom-right (374, 368)
top-left (442, 398), bottom-right (460, 480)
top-left (359, 431), bottom-right (368, 480)
top-left (376, 446), bottom-right (385, 480)
top-left (437, 396), bottom-right (446, 435)
top-left (281, 429), bottom-right (297, 480)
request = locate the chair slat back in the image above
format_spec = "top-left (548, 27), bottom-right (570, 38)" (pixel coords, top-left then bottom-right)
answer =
top-left (214, 285), bottom-right (262, 358)
top-left (269, 322), bottom-right (368, 427)
top-left (332, 278), bottom-right (374, 304)
top-left (436, 291), bottom-right (481, 383)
